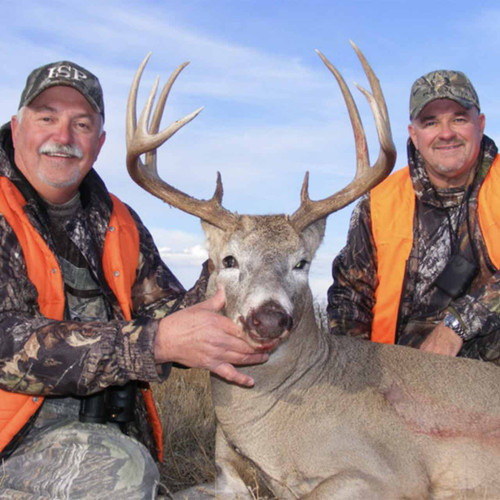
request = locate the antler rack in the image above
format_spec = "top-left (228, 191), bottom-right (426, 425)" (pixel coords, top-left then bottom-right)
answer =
top-left (126, 43), bottom-right (396, 232)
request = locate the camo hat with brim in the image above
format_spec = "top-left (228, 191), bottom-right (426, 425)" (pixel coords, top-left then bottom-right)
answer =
top-left (19, 61), bottom-right (104, 120)
top-left (409, 70), bottom-right (479, 120)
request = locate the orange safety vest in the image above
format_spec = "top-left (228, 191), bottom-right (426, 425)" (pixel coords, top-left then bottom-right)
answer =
top-left (370, 156), bottom-right (500, 344)
top-left (0, 177), bottom-right (164, 461)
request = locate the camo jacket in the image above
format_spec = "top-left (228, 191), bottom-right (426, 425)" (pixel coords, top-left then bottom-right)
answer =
top-left (327, 135), bottom-right (500, 364)
top-left (0, 122), bottom-right (204, 397)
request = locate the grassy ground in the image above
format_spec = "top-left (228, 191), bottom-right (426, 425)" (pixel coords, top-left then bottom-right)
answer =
top-left (152, 367), bottom-right (217, 495)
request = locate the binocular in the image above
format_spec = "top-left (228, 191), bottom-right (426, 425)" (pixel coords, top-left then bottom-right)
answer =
top-left (79, 381), bottom-right (137, 424)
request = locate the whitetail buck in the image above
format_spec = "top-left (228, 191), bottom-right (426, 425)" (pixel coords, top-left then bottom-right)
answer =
top-left (127, 44), bottom-right (500, 499)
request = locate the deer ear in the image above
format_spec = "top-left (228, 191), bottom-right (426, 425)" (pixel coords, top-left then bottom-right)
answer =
top-left (302, 218), bottom-right (326, 254)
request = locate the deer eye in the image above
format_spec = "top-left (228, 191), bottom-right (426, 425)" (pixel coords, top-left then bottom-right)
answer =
top-left (222, 256), bottom-right (237, 268)
top-left (294, 259), bottom-right (309, 270)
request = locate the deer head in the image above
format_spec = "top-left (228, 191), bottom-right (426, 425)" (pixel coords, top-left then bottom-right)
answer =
top-left (126, 43), bottom-right (396, 348)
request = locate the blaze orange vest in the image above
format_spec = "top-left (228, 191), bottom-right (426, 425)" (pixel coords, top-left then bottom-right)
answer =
top-left (370, 156), bottom-right (500, 344)
top-left (0, 177), bottom-right (163, 461)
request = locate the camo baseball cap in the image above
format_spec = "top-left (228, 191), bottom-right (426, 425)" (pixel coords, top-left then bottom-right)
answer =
top-left (409, 70), bottom-right (479, 120)
top-left (19, 61), bottom-right (105, 120)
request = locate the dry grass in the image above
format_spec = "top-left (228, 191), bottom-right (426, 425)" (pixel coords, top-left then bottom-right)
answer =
top-left (152, 368), bottom-right (276, 499)
top-left (152, 367), bottom-right (217, 494)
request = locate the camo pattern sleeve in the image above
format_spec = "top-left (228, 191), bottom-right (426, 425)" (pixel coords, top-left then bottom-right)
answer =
top-left (326, 194), bottom-right (377, 339)
top-left (128, 206), bottom-right (208, 320)
top-left (0, 206), bottom-right (189, 397)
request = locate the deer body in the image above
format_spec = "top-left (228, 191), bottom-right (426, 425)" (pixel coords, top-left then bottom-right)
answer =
top-left (203, 216), bottom-right (500, 499)
top-left (125, 44), bottom-right (500, 498)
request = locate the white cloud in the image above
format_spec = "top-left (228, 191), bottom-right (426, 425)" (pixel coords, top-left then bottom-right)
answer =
top-left (146, 228), bottom-right (206, 290)
top-left (150, 228), bottom-right (205, 251)
top-left (159, 244), bottom-right (208, 291)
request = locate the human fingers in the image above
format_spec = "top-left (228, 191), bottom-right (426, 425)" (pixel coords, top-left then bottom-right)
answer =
top-left (211, 362), bottom-right (255, 387)
top-left (209, 348), bottom-right (270, 367)
top-left (193, 284), bottom-right (226, 314)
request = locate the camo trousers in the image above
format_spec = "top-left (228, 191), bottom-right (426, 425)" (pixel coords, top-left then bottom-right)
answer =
top-left (0, 398), bottom-right (160, 499)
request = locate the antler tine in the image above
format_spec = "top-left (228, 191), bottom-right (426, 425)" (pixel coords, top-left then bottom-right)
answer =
top-left (150, 61), bottom-right (190, 134)
top-left (350, 40), bottom-right (394, 158)
top-left (129, 59), bottom-right (204, 171)
top-left (126, 52), bottom-right (150, 149)
top-left (290, 44), bottom-right (396, 232)
top-left (143, 61), bottom-right (192, 176)
top-left (126, 54), bottom-right (236, 230)
top-left (314, 48), bottom-right (370, 177)
top-left (349, 40), bottom-right (389, 124)
top-left (353, 82), bottom-right (395, 172)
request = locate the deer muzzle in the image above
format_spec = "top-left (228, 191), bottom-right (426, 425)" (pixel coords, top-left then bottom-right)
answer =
top-left (241, 301), bottom-right (293, 343)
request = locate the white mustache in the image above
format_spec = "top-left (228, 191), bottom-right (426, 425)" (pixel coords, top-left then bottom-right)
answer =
top-left (434, 140), bottom-right (464, 148)
top-left (39, 142), bottom-right (83, 159)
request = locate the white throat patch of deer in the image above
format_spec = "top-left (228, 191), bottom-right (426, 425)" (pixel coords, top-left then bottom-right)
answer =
top-left (127, 43), bottom-right (500, 499)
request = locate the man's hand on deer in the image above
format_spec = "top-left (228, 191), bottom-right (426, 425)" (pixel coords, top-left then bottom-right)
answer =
top-left (154, 286), bottom-right (276, 387)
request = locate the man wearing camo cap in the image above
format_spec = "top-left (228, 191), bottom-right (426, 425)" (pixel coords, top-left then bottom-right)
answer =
top-left (0, 61), bottom-right (270, 497)
top-left (327, 69), bottom-right (500, 364)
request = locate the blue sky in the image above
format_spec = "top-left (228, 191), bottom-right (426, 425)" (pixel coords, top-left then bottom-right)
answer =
top-left (2, 0), bottom-right (500, 301)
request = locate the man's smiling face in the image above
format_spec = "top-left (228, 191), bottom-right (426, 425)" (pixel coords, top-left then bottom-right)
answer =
top-left (408, 99), bottom-right (485, 188)
top-left (11, 85), bottom-right (105, 204)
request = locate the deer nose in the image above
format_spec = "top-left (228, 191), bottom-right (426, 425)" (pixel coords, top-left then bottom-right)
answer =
top-left (245, 301), bottom-right (293, 339)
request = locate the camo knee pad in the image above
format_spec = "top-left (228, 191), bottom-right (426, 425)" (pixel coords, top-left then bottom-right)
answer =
top-left (0, 420), bottom-right (159, 499)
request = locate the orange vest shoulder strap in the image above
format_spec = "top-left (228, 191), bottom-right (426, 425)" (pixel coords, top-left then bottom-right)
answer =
top-left (102, 194), bottom-right (140, 321)
top-left (478, 154), bottom-right (500, 269)
top-left (370, 167), bottom-right (415, 344)
top-left (0, 177), bottom-right (65, 319)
